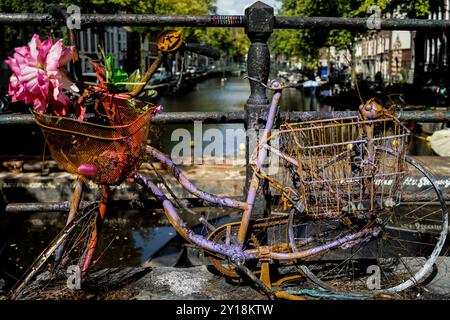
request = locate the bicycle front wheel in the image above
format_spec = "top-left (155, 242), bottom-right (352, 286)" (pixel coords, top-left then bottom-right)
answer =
top-left (7, 203), bottom-right (100, 299)
top-left (289, 153), bottom-right (448, 295)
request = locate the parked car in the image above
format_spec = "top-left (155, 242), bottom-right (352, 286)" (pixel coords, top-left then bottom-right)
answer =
top-left (185, 66), bottom-right (197, 74)
top-left (149, 68), bottom-right (172, 85)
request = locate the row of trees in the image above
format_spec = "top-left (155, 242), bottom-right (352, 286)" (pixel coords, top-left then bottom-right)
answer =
top-left (0, 0), bottom-right (249, 62)
top-left (270, 0), bottom-right (431, 65)
top-left (0, 0), bottom-right (437, 75)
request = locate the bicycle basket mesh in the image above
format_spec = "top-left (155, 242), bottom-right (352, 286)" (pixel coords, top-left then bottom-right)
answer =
top-left (281, 116), bottom-right (409, 219)
top-left (34, 94), bottom-right (158, 185)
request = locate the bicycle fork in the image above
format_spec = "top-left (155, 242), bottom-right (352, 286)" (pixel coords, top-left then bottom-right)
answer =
top-left (55, 180), bottom-right (109, 273)
top-left (54, 178), bottom-right (84, 264)
top-left (82, 185), bottom-right (109, 273)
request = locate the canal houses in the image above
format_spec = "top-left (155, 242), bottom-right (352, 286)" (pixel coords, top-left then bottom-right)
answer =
top-left (353, 29), bottom-right (413, 84)
top-left (76, 26), bottom-right (128, 74)
top-left (353, 0), bottom-right (450, 86)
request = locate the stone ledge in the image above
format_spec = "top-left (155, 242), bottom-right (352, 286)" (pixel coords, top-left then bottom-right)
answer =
top-left (3, 259), bottom-right (450, 300)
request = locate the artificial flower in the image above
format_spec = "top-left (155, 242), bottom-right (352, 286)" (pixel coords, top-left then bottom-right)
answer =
top-left (5, 34), bottom-right (77, 116)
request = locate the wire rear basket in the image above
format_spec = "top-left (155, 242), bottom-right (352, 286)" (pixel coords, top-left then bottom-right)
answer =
top-left (34, 94), bottom-right (158, 185)
top-left (281, 116), bottom-right (410, 219)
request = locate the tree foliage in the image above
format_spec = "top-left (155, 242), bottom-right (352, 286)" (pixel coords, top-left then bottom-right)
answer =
top-left (270, 0), bottom-right (431, 63)
top-left (193, 28), bottom-right (249, 60)
top-left (0, 0), bottom-right (248, 60)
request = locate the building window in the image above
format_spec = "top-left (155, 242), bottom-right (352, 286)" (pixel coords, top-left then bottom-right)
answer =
top-left (105, 31), bottom-right (109, 53)
top-left (90, 29), bottom-right (95, 53)
top-left (111, 32), bottom-right (114, 54)
top-left (83, 30), bottom-right (88, 52)
top-left (94, 34), bottom-right (98, 52)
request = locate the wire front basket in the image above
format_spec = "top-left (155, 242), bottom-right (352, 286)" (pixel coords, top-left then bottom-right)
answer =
top-left (281, 115), bottom-right (410, 219)
top-left (34, 94), bottom-right (158, 185)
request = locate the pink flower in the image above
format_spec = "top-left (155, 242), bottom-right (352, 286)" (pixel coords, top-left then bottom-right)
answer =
top-left (5, 34), bottom-right (76, 116)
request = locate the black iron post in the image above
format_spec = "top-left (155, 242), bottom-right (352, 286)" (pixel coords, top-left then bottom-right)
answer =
top-left (244, 2), bottom-right (274, 217)
top-left (245, 2), bottom-right (273, 106)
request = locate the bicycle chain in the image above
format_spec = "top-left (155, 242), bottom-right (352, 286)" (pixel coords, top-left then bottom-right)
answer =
top-left (208, 216), bottom-right (288, 278)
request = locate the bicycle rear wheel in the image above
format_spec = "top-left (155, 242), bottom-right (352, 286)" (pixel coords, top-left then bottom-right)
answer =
top-left (289, 153), bottom-right (448, 295)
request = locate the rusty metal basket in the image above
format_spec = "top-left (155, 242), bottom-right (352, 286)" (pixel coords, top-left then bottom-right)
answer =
top-left (281, 115), bottom-right (410, 219)
top-left (34, 94), bottom-right (158, 185)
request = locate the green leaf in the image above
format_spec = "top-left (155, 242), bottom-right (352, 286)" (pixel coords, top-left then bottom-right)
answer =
top-left (111, 68), bottom-right (129, 84)
top-left (105, 54), bottom-right (115, 83)
top-left (126, 69), bottom-right (142, 91)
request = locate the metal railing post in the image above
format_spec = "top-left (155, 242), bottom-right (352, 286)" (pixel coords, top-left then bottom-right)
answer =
top-left (244, 2), bottom-right (274, 214)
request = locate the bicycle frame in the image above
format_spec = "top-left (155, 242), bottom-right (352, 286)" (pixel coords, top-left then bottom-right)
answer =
top-left (134, 80), bottom-right (375, 263)
top-left (51, 70), bottom-right (440, 280)
top-left (11, 78), bottom-right (447, 300)
top-left (135, 81), bottom-right (284, 260)
top-left (8, 23), bottom-right (447, 299)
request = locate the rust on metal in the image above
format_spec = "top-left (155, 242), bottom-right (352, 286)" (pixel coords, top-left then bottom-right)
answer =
top-left (146, 145), bottom-right (247, 209)
top-left (66, 179), bottom-right (84, 225)
top-left (1, 110), bottom-right (450, 127)
top-left (3, 13), bottom-right (450, 31)
top-left (134, 172), bottom-right (256, 260)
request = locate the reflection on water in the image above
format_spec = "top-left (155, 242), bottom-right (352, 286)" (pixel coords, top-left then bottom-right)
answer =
top-left (151, 77), bottom-right (248, 158)
top-left (156, 76), bottom-right (313, 113)
top-left (0, 205), bottom-right (234, 292)
top-left (132, 226), bottom-right (176, 263)
top-left (157, 77), bottom-right (250, 112)
top-left (151, 77), bottom-right (314, 157)
top-left (0, 209), bottom-right (174, 291)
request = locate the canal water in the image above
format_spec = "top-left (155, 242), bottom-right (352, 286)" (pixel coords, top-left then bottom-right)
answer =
top-left (151, 76), bottom-right (315, 159)
top-left (0, 76), bottom-right (435, 292)
top-left (153, 76), bottom-right (432, 158)
top-left (157, 76), bottom-right (315, 112)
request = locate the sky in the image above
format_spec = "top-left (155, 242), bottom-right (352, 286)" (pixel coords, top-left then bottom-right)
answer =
top-left (216, 0), bottom-right (280, 15)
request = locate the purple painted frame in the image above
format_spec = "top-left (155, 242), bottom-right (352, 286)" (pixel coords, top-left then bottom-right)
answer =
top-left (138, 80), bottom-right (375, 261)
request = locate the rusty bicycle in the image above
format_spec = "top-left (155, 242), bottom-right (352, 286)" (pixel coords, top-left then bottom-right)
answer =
top-left (7, 30), bottom-right (448, 300)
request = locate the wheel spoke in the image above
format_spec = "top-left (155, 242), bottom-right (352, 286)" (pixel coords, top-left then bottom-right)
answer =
top-left (287, 152), bottom-right (448, 294)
